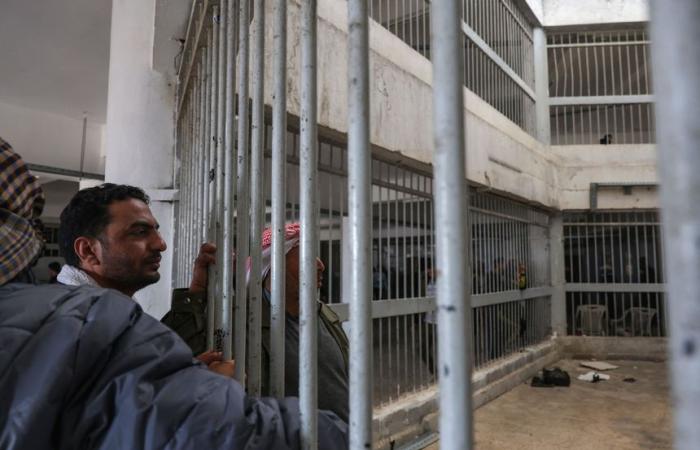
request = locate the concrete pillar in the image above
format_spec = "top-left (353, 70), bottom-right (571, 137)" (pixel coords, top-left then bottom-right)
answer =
top-left (104, 0), bottom-right (179, 319)
top-left (533, 27), bottom-right (550, 145)
top-left (549, 213), bottom-right (566, 336)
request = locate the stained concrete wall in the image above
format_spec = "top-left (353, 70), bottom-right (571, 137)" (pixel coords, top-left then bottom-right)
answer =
top-left (263, 0), bottom-right (560, 209)
top-left (552, 144), bottom-right (658, 210)
top-left (281, 0), bottom-right (656, 212)
top-left (542, 0), bottom-right (649, 27)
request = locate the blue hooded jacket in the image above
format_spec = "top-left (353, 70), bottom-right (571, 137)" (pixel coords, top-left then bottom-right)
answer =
top-left (0, 283), bottom-right (348, 449)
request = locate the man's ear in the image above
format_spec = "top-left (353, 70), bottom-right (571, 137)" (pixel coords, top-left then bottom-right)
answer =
top-left (74, 237), bottom-right (102, 269)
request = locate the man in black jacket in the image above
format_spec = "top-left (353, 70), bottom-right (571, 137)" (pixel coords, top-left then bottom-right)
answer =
top-left (0, 137), bottom-right (348, 449)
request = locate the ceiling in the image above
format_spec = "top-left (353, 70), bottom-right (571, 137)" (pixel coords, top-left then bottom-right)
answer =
top-left (0, 0), bottom-right (112, 123)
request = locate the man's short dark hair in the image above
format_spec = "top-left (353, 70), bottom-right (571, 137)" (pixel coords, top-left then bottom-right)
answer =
top-left (48, 261), bottom-right (61, 272)
top-left (59, 184), bottom-right (150, 267)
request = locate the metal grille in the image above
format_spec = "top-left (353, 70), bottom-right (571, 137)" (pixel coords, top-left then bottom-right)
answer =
top-left (241, 123), bottom-right (552, 406)
top-left (550, 103), bottom-right (655, 145)
top-left (371, 295), bottom-right (552, 406)
top-left (564, 211), bottom-right (666, 337)
top-left (368, 0), bottom-right (537, 135)
top-left (464, 40), bottom-right (537, 135)
top-left (548, 30), bottom-right (652, 97)
top-left (177, 108), bottom-right (553, 404)
top-left (470, 191), bottom-right (550, 294)
top-left (564, 211), bottom-right (663, 284)
top-left (547, 29), bottom-right (655, 145)
top-left (463, 0), bottom-right (534, 88)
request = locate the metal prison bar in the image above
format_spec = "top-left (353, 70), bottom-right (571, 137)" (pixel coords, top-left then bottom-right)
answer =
top-left (173, 0), bottom-right (546, 447)
top-left (650, 1), bottom-right (700, 448)
top-left (547, 29), bottom-right (655, 145)
top-left (368, 0), bottom-right (537, 136)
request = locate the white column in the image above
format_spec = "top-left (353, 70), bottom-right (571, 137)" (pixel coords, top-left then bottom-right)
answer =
top-left (533, 27), bottom-right (550, 145)
top-left (104, 0), bottom-right (181, 319)
top-left (549, 214), bottom-right (566, 336)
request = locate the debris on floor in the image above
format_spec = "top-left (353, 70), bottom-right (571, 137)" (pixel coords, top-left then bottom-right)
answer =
top-left (623, 377), bottom-right (637, 383)
top-left (531, 367), bottom-right (570, 387)
top-left (578, 371), bottom-right (611, 383)
top-left (580, 361), bottom-right (619, 371)
top-left (474, 360), bottom-right (672, 450)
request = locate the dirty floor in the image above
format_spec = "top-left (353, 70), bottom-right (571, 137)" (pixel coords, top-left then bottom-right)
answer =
top-left (425, 359), bottom-right (671, 450)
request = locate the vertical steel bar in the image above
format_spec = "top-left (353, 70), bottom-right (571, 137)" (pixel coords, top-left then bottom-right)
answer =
top-left (379, 166), bottom-right (384, 300)
top-left (233, 0), bottom-right (250, 382)
top-left (191, 64), bottom-right (199, 275)
top-left (299, 0), bottom-right (319, 446)
top-left (431, 0), bottom-right (473, 446)
top-left (347, 0), bottom-right (373, 444)
top-left (269, 0), bottom-right (288, 398)
top-left (203, 31), bottom-right (215, 349)
top-left (326, 168), bottom-right (334, 302)
top-left (218, 0), bottom-right (235, 363)
top-left (248, 0), bottom-right (266, 396)
top-left (209, 9), bottom-right (226, 354)
top-left (197, 53), bottom-right (206, 248)
top-left (393, 167), bottom-right (400, 299)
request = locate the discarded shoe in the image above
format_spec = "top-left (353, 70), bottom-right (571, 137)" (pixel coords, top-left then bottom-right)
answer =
top-left (531, 367), bottom-right (571, 388)
top-left (543, 367), bottom-right (571, 387)
top-left (577, 371), bottom-right (610, 382)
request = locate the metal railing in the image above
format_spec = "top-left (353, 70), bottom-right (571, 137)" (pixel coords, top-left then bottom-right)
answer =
top-left (563, 211), bottom-right (666, 337)
top-left (550, 102), bottom-right (655, 145)
top-left (547, 29), bottom-right (655, 145)
top-left (368, 294), bottom-right (551, 406)
top-left (368, 0), bottom-right (537, 135)
top-left (164, 1), bottom-right (700, 447)
top-left (172, 0), bottom-right (545, 447)
top-left (178, 100), bottom-right (554, 406)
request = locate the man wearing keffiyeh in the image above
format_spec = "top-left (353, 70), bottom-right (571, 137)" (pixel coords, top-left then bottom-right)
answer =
top-left (249, 222), bottom-right (351, 423)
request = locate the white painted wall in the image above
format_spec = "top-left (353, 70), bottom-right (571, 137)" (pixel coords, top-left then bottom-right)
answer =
top-left (0, 100), bottom-right (105, 174)
top-left (542, 0), bottom-right (649, 27)
top-left (104, 0), bottom-right (180, 318)
top-left (523, 0), bottom-right (545, 25)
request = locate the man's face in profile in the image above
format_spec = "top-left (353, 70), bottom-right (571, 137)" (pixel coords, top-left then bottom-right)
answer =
top-left (94, 198), bottom-right (167, 293)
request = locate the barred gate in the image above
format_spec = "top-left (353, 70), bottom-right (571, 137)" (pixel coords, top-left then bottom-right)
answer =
top-left (171, 0), bottom-right (547, 446)
top-left (256, 125), bottom-right (553, 406)
top-left (177, 115), bottom-right (553, 406)
top-left (563, 211), bottom-right (666, 337)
